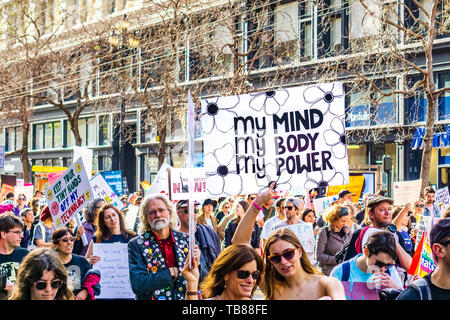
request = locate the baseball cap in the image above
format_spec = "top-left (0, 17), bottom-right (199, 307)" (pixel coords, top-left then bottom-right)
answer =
top-left (338, 190), bottom-right (355, 198)
top-left (176, 200), bottom-right (188, 210)
top-left (202, 199), bottom-right (215, 207)
top-left (430, 218), bottom-right (450, 245)
top-left (366, 196), bottom-right (394, 209)
top-left (285, 198), bottom-right (302, 210)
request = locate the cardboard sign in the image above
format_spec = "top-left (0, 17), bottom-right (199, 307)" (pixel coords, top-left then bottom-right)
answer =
top-left (92, 243), bottom-right (135, 299)
top-left (435, 186), bottom-right (450, 205)
top-left (102, 170), bottom-right (124, 196)
top-left (326, 175), bottom-right (365, 201)
top-left (169, 167), bottom-right (206, 200)
top-left (201, 83), bottom-right (349, 197)
top-left (90, 173), bottom-right (125, 211)
top-left (393, 179), bottom-right (422, 206)
top-left (0, 184), bottom-right (14, 201)
top-left (313, 195), bottom-right (339, 215)
top-left (147, 163), bottom-right (170, 197)
top-left (45, 158), bottom-right (93, 228)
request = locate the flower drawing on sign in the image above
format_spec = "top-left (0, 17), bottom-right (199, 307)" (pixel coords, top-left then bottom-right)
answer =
top-left (204, 143), bottom-right (243, 196)
top-left (303, 83), bottom-right (344, 116)
top-left (323, 117), bottom-right (347, 159)
top-left (304, 167), bottom-right (345, 190)
top-left (201, 96), bottom-right (240, 134)
top-left (256, 163), bottom-right (292, 192)
top-left (249, 89), bottom-right (289, 115)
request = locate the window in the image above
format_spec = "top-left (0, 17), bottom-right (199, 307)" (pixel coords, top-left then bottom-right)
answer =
top-left (212, 23), bottom-right (234, 74)
top-left (33, 121), bottom-right (62, 150)
top-left (167, 113), bottom-right (186, 142)
top-left (299, 0), bottom-right (313, 59)
top-left (437, 72), bottom-right (450, 121)
top-left (274, 1), bottom-right (299, 65)
top-left (99, 115), bottom-right (111, 146)
top-left (349, 0), bottom-right (382, 51)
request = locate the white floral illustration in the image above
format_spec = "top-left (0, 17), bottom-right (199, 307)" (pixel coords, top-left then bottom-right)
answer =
top-left (201, 96), bottom-right (240, 134)
top-left (249, 89), bottom-right (289, 115)
top-left (323, 117), bottom-right (347, 159)
top-left (303, 83), bottom-right (344, 116)
top-left (255, 163), bottom-right (292, 192)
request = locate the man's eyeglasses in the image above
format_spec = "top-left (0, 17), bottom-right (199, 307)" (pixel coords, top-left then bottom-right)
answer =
top-left (8, 230), bottom-right (23, 236)
top-left (374, 260), bottom-right (394, 270)
top-left (285, 206), bottom-right (294, 211)
top-left (267, 248), bottom-right (296, 264)
top-left (59, 237), bottom-right (75, 243)
top-left (236, 270), bottom-right (259, 280)
top-left (34, 280), bottom-right (62, 291)
top-left (148, 208), bottom-right (168, 215)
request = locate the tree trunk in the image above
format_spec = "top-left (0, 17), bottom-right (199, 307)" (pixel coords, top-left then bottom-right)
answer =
top-left (419, 94), bottom-right (436, 198)
top-left (21, 107), bottom-right (31, 183)
top-left (71, 118), bottom-right (83, 147)
top-left (157, 125), bottom-right (168, 170)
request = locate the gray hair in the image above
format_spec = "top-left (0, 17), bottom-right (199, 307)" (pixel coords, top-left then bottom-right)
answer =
top-left (139, 193), bottom-right (177, 234)
top-left (84, 198), bottom-right (105, 223)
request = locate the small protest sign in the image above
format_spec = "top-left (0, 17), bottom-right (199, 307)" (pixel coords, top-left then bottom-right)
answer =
top-left (435, 186), bottom-right (450, 205)
top-left (102, 170), bottom-right (124, 196)
top-left (168, 167), bottom-right (206, 200)
top-left (93, 243), bottom-right (135, 299)
top-left (147, 163), bottom-right (170, 197)
top-left (201, 83), bottom-right (349, 197)
top-left (73, 146), bottom-right (93, 179)
top-left (90, 173), bottom-right (125, 211)
top-left (14, 185), bottom-right (34, 202)
top-left (45, 157), bottom-right (93, 229)
top-left (124, 204), bottom-right (140, 231)
top-left (326, 175), bottom-right (365, 201)
top-left (313, 195), bottom-right (339, 215)
top-left (393, 179), bottom-right (422, 206)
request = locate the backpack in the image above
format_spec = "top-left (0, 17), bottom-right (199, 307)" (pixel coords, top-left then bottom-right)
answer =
top-left (28, 223), bottom-right (45, 251)
top-left (409, 278), bottom-right (432, 300)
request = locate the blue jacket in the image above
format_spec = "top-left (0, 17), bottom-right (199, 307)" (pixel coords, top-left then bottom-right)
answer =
top-left (128, 229), bottom-right (189, 300)
top-left (424, 203), bottom-right (441, 217)
top-left (195, 224), bottom-right (221, 272)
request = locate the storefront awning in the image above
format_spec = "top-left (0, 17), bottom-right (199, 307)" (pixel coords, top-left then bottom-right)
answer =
top-left (31, 165), bottom-right (67, 173)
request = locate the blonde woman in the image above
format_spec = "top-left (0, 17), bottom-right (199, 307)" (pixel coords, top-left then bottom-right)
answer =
top-left (315, 205), bottom-right (353, 276)
top-left (232, 183), bottom-right (346, 300)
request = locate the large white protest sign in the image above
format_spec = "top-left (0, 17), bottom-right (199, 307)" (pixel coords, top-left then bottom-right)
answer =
top-left (415, 214), bottom-right (435, 250)
top-left (124, 204), bottom-right (140, 231)
top-left (93, 243), bottom-right (135, 299)
top-left (393, 179), bottom-right (422, 206)
top-left (169, 167), bottom-right (206, 200)
top-left (201, 83), bottom-right (349, 197)
top-left (45, 157), bottom-right (93, 229)
top-left (90, 173), bottom-right (125, 211)
top-left (313, 195), bottom-right (339, 215)
top-left (148, 163), bottom-right (170, 196)
top-left (435, 187), bottom-right (450, 205)
top-left (73, 146), bottom-right (93, 179)
top-left (14, 185), bottom-right (34, 202)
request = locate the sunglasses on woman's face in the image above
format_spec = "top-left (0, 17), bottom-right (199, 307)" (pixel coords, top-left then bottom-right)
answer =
top-left (374, 260), bottom-right (394, 270)
top-left (267, 248), bottom-right (296, 264)
top-left (18, 198), bottom-right (26, 201)
top-left (415, 204), bottom-right (424, 208)
top-left (236, 270), bottom-right (259, 280)
top-left (59, 237), bottom-right (75, 243)
top-left (34, 280), bottom-right (62, 291)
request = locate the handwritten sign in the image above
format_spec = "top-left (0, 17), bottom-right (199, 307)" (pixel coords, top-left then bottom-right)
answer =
top-left (313, 195), bottom-right (339, 215)
top-left (169, 167), bottom-right (206, 200)
top-left (90, 173), bottom-right (125, 211)
top-left (326, 175), bottom-right (365, 201)
top-left (273, 222), bottom-right (316, 263)
top-left (201, 83), bottom-right (349, 197)
top-left (393, 179), bottom-right (422, 206)
top-left (45, 158), bottom-right (93, 228)
top-left (14, 185), bottom-right (34, 202)
top-left (92, 243), bottom-right (135, 299)
top-left (435, 187), bottom-right (450, 205)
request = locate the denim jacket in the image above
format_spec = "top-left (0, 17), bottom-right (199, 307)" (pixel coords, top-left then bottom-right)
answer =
top-left (424, 203), bottom-right (441, 218)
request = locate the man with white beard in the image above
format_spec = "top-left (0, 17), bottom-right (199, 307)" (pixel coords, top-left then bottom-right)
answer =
top-left (128, 194), bottom-right (201, 300)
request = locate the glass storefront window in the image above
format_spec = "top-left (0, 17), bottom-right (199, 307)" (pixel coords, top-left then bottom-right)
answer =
top-left (87, 117), bottom-right (96, 146)
top-left (99, 115), bottom-right (111, 146)
top-left (65, 121), bottom-right (75, 148)
top-left (438, 71), bottom-right (450, 121)
top-left (78, 118), bottom-right (87, 146)
top-left (44, 123), bottom-right (53, 149)
top-left (35, 124), bottom-right (44, 150)
top-left (54, 122), bottom-right (62, 148)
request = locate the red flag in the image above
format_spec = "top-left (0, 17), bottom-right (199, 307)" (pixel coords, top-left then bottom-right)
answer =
top-left (408, 230), bottom-right (425, 275)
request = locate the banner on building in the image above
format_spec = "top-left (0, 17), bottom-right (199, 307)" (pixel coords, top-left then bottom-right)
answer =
top-left (102, 170), bottom-right (123, 196)
top-left (326, 175), bottom-right (365, 201)
top-left (201, 83), bottom-right (349, 197)
top-left (168, 167), bottom-right (206, 201)
top-left (147, 163), bottom-right (170, 197)
top-left (393, 179), bottom-right (422, 206)
top-left (45, 157), bottom-right (93, 228)
top-left (93, 243), bottom-right (135, 299)
top-left (90, 173), bottom-right (125, 211)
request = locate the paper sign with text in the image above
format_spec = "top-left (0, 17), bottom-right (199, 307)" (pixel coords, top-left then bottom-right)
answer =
top-left (14, 185), bottom-right (34, 202)
top-left (90, 173), bottom-right (125, 211)
top-left (147, 163), bottom-right (170, 197)
top-left (201, 83), bottom-right (349, 197)
top-left (169, 167), bottom-right (206, 200)
top-left (45, 158), bottom-right (93, 228)
top-left (435, 187), bottom-right (450, 205)
top-left (73, 146), bottom-right (93, 179)
top-left (393, 179), bottom-right (422, 206)
top-left (326, 175), bottom-right (365, 201)
top-left (313, 195), bottom-right (339, 215)
top-left (93, 243), bottom-right (135, 299)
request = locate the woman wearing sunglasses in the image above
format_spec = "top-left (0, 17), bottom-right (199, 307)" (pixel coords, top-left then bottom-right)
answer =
top-left (9, 247), bottom-right (73, 300)
top-left (231, 183), bottom-right (346, 300)
top-left (52, 228), bottom-right (101, 300)
top-left (13, 194), bottom-right (28, 217)
top-left (200, 244), bottom-right (263, 300)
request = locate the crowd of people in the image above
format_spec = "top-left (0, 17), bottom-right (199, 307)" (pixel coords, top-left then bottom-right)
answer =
top-left (0, 184), bottom-right (449, 301)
